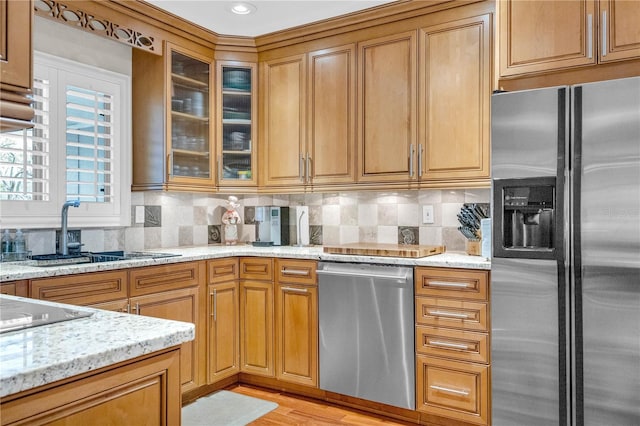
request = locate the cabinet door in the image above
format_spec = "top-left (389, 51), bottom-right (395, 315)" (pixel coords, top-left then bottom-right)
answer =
top-left (358, 31), bottom-right (417, 184)
top-left (0, 0), bottom-right (31, 92)
top-left (599, 0), bottom-right (640, 62)
top-left (217, 61), bottom-right (257, 186)
top-left (0, 349), bottom-right (181, 426)
top-left (168, 46), bottom-right (215, 187)
top-left (420, 14), bottom-right (491, 182)
top-left (239, 279), bottom-right (274, 376)
top-left (261, 54), bottom-right (306, 187)
top-left (416, 355), bottom-right (489, 425)
top-left (307, 44), bottom-right (356, 186)
top-left (499, 0), bottom-right (597, 76)
top-left (208, 281), bottom-right (240, 383)
top-left (131, 287), bottom-right (201, 393)
top-left (275, 283), bottom-right (318, 387)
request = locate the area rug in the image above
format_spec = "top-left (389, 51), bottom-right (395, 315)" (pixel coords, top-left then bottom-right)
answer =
top-left (182, 390), bottom-right (278, 426)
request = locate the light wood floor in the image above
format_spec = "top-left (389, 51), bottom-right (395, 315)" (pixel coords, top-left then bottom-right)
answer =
top-left (229, 384), bottom-right (414, 425)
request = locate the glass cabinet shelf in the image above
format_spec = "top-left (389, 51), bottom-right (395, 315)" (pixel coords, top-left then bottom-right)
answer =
top-left (218, 63), bottom-right (256, 184)
top-left (170, 49), bottom-right (212, 182)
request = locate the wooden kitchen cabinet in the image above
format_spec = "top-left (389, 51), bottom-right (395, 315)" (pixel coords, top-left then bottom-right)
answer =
top-left (217, 61), bottom-right (258, 187)
top-left (31, 270), bottom-right (128, 309)
top-left (206, 258), bottom-right (240, 383)
top-left (239, 257), bottom-right (274, 376)
top-left (132, 42), bottom-right (215, 192)
top-left (274, 259), bottom-right (318, 387)
top-left (357, 31), bottom-right (417, 185)
top-left (259, 54), bottom-right (307, 189)
top-left (0, 347), bottom-right (181, 426)
top-left (306, 44), bottom-right (357, 188)
top-left (130, 286), bottom-right (201, 393)
top-left (599, 1), bottom-right (640, 62)
top-left (415, 267), bottom-right (491, 426)
top-left (129, 261), bottom-right (205, 393)
top-left (419, 14), bottom-right (491, 184)
top-left (0, 0), bottom-right (34, 132)
top-left (0, 280), bottom-right (28, 297)
top-left (499, 0), bottom-right (640, 79)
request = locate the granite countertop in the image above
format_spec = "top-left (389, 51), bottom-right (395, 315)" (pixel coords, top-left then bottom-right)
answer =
top-left (0, 245), bottom-right (490, 282)
top-left (0, 294), bottom-right (195, 398)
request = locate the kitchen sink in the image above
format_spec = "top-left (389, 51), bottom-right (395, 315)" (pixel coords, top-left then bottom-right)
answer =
top-left (30, 251), bottom-right (181, 267)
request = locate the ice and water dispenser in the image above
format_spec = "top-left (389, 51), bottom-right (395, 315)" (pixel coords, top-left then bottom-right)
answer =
top-left (493, 177), bottom-right (557, 259)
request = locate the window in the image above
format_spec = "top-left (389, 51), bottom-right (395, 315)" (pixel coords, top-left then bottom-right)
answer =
top-left (0, 52), bottom-right (131, 228)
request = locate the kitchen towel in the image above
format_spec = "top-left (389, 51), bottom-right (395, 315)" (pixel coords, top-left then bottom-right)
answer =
top-left (182, 390), bottom-right (278, 426)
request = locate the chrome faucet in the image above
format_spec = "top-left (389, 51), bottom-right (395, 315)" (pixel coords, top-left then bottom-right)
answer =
top-left (59, 200), bottom-right (80, 256)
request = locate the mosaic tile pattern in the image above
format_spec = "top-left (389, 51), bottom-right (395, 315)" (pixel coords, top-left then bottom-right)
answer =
top-left (21, 189), bottom-right (490, 254)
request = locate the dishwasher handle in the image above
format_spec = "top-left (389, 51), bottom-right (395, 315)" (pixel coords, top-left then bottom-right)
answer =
top-left (316, 269), bottom-right (409, 281)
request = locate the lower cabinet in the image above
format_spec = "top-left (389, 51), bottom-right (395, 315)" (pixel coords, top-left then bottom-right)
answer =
top-left (207, 258), bottom-right (240, 383)
top-left (30, 262), bottom-right (205, 395)
top-left (415, 267), bottom-right (491, 426)
top-left (0, 348), bottom-right (181, 425)
top-left (274, 259), bottom-right (318, 387)
top-left (130, 286), bottom-right (201, 393)
top-left (239, 257), bottom-right (275, 376)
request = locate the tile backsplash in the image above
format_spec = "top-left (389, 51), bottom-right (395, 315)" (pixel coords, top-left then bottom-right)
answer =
top-left (14, 189), bottom-right (490, 255)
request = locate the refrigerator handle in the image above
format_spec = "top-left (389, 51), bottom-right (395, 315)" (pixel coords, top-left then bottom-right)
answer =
top-left (571, 85), bottom-right (585, 426)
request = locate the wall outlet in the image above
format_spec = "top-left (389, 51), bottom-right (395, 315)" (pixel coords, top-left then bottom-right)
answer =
top-left (422, 205), bottom-right (434, 224)
top-left (135, 206), bottom-right (145, 224)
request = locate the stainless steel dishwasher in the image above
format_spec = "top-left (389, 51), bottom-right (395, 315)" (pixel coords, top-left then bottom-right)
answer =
top-left (317, 261), bottom-right (415, 410)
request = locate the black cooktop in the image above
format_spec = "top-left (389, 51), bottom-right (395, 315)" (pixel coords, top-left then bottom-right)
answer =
top-left (0, 296), bottom-right (94, 333)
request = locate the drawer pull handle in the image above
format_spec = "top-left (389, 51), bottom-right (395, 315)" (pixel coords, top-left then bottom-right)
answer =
top-left (428, 280), bottom-right (470, 289)
top-left (281, 268), bottom-right (310, 276)
top-left (281, 286), bottom-right (308, 293)
top-left (428, 310), bottom-right (470, 319)
top-left (430, 385), bottom-right (470, 396)
top-left (430, 340), bottom-right (469, 350)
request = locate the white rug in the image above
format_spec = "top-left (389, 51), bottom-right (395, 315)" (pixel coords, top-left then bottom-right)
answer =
top-left (182, 390), bottom-right (278, 426)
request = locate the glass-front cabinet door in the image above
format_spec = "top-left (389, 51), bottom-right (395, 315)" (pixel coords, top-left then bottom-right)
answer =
top-left (217, 61), bottom-right (256, 186)
top-left (168, 47), bottom-right (214, 186)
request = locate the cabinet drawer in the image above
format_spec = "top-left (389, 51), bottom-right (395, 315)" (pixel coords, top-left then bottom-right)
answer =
top-left (416, 296), bottom-right (488, 332)
top-left (129, 261), bottom-right (201, 297)
top-left (415, 267), bottom-right (488, 301)
top-left (416, 325), bottom-right (488, 364)
top-left (207, 258), bottom-right (239, 284)
top-left (275, 259), bottom-right (317, 286)
top-left (416, 355), bottom-right (489, 425)
top-left (240, 258), bottom-right (273, 280)
top-left (31, 271), bottom-right (128, 306)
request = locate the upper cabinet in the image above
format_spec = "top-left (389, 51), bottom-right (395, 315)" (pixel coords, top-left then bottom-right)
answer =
top-left (217, 61), bottom-right (257, 188)
top-left (259, 54), bottom-right (307, 189)
top-left (306, 44), bottom-right (357, 188)
top-left (499, 0), bottom-right (640, 83)
top-left (132, 42), bottom-right (215, 192)
top-left (0, 0), bottom-right (34, 132)
top-left (599, 0), bottom-right (640, 62)
top-left (357, 31), bottom-right (418, 185)
top-left (260, 46), bottom-right (357, 191)
top-left (419, 14), bottom-right (491, 184)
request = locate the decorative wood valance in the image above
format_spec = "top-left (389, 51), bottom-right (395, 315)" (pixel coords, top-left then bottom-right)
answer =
top-left (34, 0), bottom-right (161, 54)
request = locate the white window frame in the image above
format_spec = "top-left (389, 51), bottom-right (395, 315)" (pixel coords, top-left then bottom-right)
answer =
top-left (0, 51), bottom-right (131, 228)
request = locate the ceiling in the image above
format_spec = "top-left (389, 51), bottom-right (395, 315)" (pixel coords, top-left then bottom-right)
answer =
top-left (145, 0), bottom-right (397, 37)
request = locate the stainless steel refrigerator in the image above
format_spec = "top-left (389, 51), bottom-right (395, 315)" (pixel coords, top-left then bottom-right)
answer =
top-left (490, 77), bottom-right (640, 426)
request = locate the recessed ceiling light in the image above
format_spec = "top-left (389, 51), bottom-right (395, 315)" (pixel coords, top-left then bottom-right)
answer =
top-left (229, 2), bottom-right (256, 15)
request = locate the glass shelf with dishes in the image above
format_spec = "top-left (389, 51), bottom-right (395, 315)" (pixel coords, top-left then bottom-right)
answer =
top-left (170, 50), bottom-right (212, 181)
top-left (218, 62), bottom-right (256, 185)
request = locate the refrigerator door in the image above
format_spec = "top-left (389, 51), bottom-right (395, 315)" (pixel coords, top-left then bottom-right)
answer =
top-left (491, 86), bottom-right (570, 425)
top-left (575, 77), bottom-right (640, 425)
top-left (491, 258), bottom-right (563, 425)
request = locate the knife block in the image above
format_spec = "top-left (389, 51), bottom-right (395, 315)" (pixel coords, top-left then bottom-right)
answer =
top-left (466, 240), bottom-right (481, 256)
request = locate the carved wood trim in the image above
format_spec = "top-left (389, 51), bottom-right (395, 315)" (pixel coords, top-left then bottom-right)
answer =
top-left (34, 0), bottom-right (160, 54)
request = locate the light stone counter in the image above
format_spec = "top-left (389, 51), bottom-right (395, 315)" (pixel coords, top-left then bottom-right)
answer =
top-left (0, 245), bottom-right (489, 282)
top-left (0, 295), bottom-right (195, 397)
